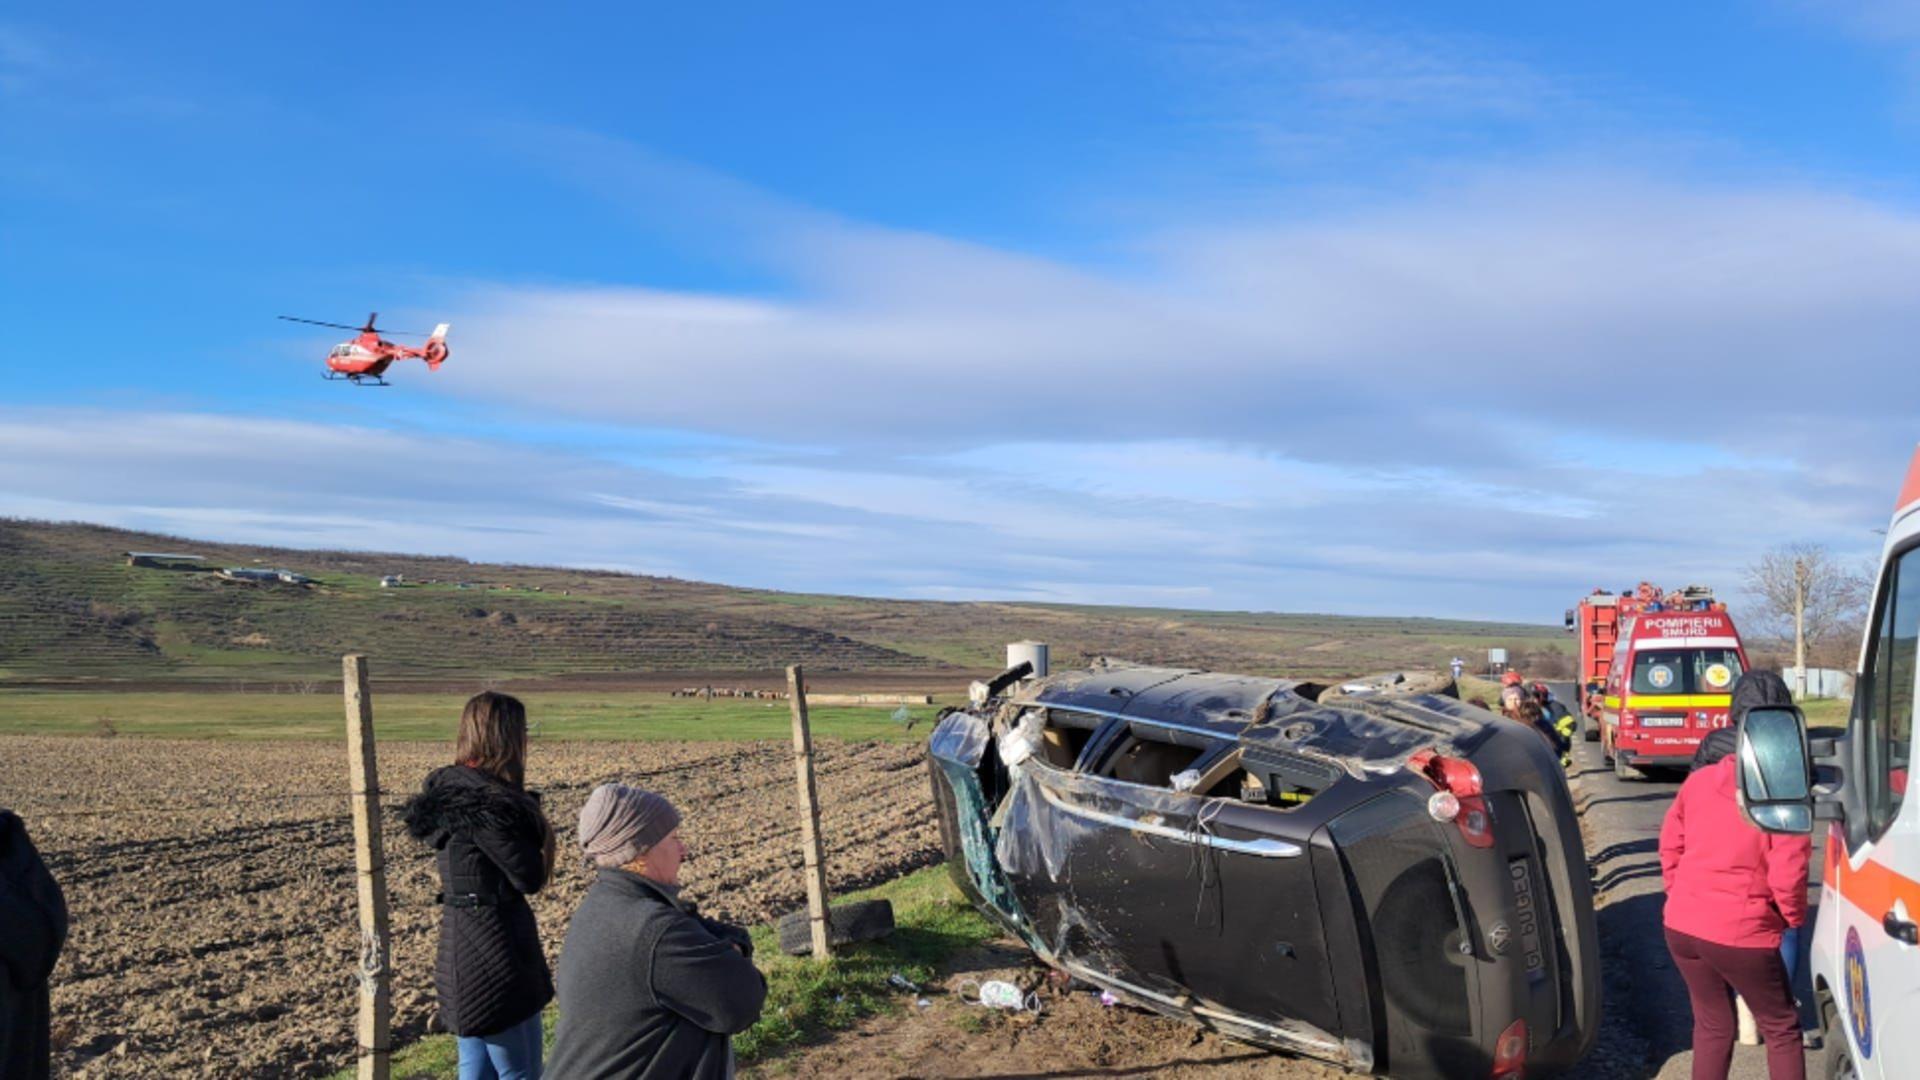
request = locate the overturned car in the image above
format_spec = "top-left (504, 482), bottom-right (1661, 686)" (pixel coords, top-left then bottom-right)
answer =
top-left (927, 661), bottom-right (1600, 1079)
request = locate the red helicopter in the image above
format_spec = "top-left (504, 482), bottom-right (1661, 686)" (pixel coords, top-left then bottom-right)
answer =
top-left (278, 312), bottom-right (450, 386)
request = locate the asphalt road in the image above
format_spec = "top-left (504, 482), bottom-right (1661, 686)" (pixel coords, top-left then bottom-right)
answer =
top-left (1559, 680), bottom-right (1826, 1079)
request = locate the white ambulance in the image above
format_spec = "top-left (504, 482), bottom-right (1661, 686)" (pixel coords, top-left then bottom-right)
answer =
top-left (1738, 447), bottom-right (1920, 1079)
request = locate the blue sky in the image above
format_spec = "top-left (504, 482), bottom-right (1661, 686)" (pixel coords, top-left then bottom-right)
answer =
top-left (5, 2), bottom-right (1920, 622)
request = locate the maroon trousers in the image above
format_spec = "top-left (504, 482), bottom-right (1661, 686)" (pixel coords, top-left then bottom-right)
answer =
top-left (1664, 928), bottom-right (1804, 1080)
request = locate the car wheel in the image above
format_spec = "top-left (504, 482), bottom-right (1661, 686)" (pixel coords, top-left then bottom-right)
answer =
top-left (1582, 712), bottom-right (1599, 742)
top-left (777, 898), bottom-right (895, 956)
top-left (1823, 1040), bottom-right (1858, 1080)
top-left (1819, 997), bottom-right (1858, 1080)
top-left (1614, 755), bottom-right (1645, 782)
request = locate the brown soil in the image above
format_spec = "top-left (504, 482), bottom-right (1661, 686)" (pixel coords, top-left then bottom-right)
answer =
top-left (3, 736), bottom-right (942, 1078)
top-left (758, 943), bottom-right (1345, 1079)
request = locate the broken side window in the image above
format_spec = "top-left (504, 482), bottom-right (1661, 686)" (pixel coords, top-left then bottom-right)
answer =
top-left (1039, 708), bottom-right (1104, 769)
top-left (1091, 720), bottom-right (1214, 788)
top-left (1238, 744), bottom-right (1341, 809)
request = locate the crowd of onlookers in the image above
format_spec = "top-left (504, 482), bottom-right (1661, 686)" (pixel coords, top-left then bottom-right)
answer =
top-left (1465, 669), bottom-right (1578, 764)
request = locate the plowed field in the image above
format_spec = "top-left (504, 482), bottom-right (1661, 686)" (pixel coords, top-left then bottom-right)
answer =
top-left (2, 736), bottom-right (941, 1078)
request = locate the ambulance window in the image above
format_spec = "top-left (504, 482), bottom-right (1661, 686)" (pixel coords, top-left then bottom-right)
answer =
top-left (1630, 648), bottom-right (1743, 695)
top-left (1862, 547), bottom-right (1919, 840)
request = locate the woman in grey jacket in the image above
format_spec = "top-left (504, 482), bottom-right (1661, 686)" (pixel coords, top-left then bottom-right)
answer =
top-left (545, 780), bottom-right (760, 1076)
top-left (547, 784), bottom-right (765, 1080)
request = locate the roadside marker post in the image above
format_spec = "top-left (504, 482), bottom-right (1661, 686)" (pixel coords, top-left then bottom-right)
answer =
top-left (342, 655), bottom-right (392, 1080)
top-left (787, 664), bottom-right (834, 959)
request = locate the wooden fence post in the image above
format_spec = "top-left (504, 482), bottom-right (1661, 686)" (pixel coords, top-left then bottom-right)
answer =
top-left (343, 655), bottom-right (391, 1080)
top-left (787, 664), bottom-right (833, 958)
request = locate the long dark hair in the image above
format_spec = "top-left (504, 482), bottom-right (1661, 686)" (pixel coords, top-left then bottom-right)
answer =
top-left (456, 691), bottom-right (528, 788)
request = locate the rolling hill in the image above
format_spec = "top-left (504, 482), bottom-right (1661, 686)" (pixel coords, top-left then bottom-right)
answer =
top-left (0, 519), bottom-right (1569, 686)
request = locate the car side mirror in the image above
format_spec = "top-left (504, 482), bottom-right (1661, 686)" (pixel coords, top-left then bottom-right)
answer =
top-left (1736, 706), bottom-right (1814, 834)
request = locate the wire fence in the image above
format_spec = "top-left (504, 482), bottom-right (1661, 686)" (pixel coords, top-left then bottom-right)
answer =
top-left (9, 791), bottom-right (385, 819)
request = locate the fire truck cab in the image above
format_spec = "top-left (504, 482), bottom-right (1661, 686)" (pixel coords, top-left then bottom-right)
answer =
top-left (1736, 445), bottom-right (1920, 1078)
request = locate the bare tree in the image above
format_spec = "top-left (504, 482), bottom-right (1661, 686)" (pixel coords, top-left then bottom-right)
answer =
top-left (1743, 543), bottom-right (1869, 697)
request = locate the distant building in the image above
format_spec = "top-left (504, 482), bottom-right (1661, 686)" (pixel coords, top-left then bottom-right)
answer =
top-left (125, 551), bottom-right (204, 569)
top-left (219, 567), bottom-right (309, 585)
top-left (1780, 666), bottom-right (1853, 700)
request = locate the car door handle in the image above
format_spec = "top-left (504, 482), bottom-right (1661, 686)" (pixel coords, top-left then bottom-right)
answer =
top-left (1883, 909), bottom-right (1919, 945)
top-left (1194, 834), bottom-right (1304, 858)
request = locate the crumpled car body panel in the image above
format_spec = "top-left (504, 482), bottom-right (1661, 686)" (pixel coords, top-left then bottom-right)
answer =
top-left (927, 663), bottom-right (1600, 1079)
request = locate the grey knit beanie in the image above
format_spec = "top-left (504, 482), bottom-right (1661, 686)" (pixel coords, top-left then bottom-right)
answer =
top-left (578, 783), bottom-right (681, 869)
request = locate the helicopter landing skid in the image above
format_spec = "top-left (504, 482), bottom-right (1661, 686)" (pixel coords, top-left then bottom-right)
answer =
top-left (323, 372), bottom-right (391, 387)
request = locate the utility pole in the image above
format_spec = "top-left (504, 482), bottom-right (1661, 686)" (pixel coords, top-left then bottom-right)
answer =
top-left (1794, 557), bottom-right (1809, 701)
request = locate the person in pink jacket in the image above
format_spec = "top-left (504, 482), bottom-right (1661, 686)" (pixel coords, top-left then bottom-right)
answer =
top-left (1659, 671), bottom-right (1811, 1080)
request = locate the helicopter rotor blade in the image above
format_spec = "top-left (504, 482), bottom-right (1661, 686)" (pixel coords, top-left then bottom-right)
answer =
top-left (278, 315), bottom-right (365, 331)
top-left (279, 314), bottom-right (431, 337)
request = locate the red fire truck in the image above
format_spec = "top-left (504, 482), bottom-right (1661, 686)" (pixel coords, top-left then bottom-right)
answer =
top-left (1564, 583), bottom-right (1749, 780)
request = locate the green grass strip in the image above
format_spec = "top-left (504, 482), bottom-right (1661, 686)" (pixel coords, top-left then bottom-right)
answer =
top-left (0, 690), bottom-right (946, 743)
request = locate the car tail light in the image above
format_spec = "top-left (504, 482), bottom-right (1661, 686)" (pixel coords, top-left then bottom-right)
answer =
top-left (1410, 749), bottom-right (1483, 796)
top-left (1408, 750), bottom-right (1494, 848)
top-left (1454, 799), bottom-right (1494, 847)
top-left (1491, 1017), bottom-right (1527, 1078)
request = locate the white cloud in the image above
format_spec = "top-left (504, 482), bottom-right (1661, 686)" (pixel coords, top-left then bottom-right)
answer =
top-left (1167, 15), bottom-right (1576, 122)
top-left (435, 163), bottom-right (1920, 488)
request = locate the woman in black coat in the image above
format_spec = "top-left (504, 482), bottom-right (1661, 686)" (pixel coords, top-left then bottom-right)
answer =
top-left (0, 809), bottom-right (67, 1080)
top-left (404, 692), bottom-right (555, 1080)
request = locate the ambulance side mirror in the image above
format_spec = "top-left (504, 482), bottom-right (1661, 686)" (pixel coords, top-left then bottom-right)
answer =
top-left (1736, 706), bottom-right (1814, 834)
